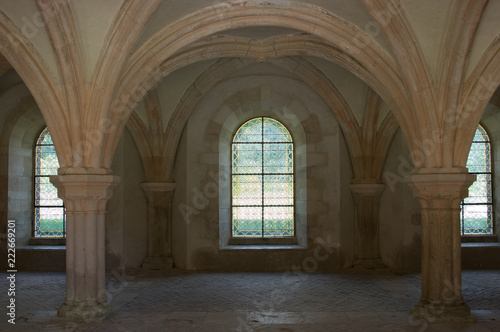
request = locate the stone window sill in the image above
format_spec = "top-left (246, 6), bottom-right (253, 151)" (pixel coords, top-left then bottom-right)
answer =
top-left (228, 237), bottom-right (298, 245)
top-left (461, 242), bottom-right (500, 248)
top-left (220, 245), bottom-right (306, 250)
top-left (461, 235), bottom-right (498, 243)
top-left (28, 237), bottom-right (66, 245)
top-left (17, 245), bottom-right (66, 250)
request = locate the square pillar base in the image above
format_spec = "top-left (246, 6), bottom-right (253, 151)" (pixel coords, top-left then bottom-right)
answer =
top-left (353, 258), bottom-right (385, 269)
top-left (410, 300), bottom-right (475, 323)
top-left (58, 302), bottom-right (111, 321)
top-left (141, 255), bottom-right (174, 271)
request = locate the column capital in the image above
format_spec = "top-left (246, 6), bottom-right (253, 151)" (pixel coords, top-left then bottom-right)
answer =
top-left (350, 183), bottom-right (385, 196)
top-left (141, 182), bottom-right (176, 204)
top-left (352, 177), bottom-right (383, 185)
top-left (57, 167), bottom-right (113, 175)
top-left (141, 182), bottom-right (176, 192)
top-left (50, 174), bottom-right (120, 212)
top-left (407, 172), bottom-right (476, 205)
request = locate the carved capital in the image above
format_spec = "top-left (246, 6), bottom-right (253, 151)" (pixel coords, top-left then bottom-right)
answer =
top-left (141, 182), bottom-right (176, 204)
top-left (50, 174), bottom-right (120, 212)
top-left (350, 183), bottom-right (385, 200)
top-left (407, 172), bottom-right (476, 209)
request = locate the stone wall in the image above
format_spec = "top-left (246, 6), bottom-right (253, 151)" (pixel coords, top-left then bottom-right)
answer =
top-left (380, 129), bottom-right (422, 271)
top-left (0, 87), bottom-right (148, 271)
top-left (106, 128), bottom-right (148, 272)
top-left (7, 105), bottom-right (45, 246)
top-left (172, 74), bottom-right (351, 272)
top-left (2, 81), bottom-right (499, 273)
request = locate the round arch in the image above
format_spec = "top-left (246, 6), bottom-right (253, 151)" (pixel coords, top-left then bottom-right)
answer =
top-left (455, 37), bottom-right (500, 166)
top-left (1, 87), bottom-right (46, 245)
top-left (158, 55), bottom-right (363, 181)
top-left (104, 2), bottom-right (408, 167)
top-left (177, 73), bottom-right (349, 268)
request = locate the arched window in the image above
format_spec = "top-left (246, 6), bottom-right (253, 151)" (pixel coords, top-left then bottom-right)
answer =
top-left (232, 117), bottom-right (294, 237)
top-left (34, 127), bottom-right (65, 237)
top-left (461, 124), bottom-right (493, 235)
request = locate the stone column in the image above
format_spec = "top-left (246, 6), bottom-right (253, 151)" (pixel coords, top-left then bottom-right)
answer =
top-left (408, 171), bottom-right (475, 322)
top-left (51, 173), bottom-right (120, 320)
top-left (350, 183), bottom-right (386, 268)
top-left (141, 182), bottom-right (176, 270)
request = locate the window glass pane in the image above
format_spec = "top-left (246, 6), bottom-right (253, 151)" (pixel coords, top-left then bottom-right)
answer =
top-left (263, 174), bottom-right (293, 206)
top-left (461, 204), bottom-right (492, 235)
top-left (232, 174), bottom-right (262, 206)
top-left (37, 128), bottom-right (54, 145)
top-left (461, 124), bottom-right (493, 235)
top-left (35, 207), bottom-right (65, 237)
top-left (36, 145), bottom-right (59, 176)
top-left (263, 206), bottom-right (294, 236)
top-left (233, 206), bottom-right (262, 237)
top-left (34, 127), bottom-right (65, 237)
top-left (232, 117), bottom-right (294, 238)
top-left (234, 118), bottom-right (262, 143)
top-left (232, 143), bottom-right (262, 173)
top-left (464, 174), bottom-right (492, 204)
top-left (35, 176), bottom-right (63, 207)
top-left (263, 143), bottom-right (293, 173)
top-left (467, 143), bottom-right (490, 173)
top-left (263, 118), bottom-right (292, 143)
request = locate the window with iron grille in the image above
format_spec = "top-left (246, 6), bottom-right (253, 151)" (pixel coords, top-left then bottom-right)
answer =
top-left (34, 127), bottom-right (65, 237)
top-left (460, 124), bottom-right (493, 235)
top-left (231, 117), bottom-right (294, 237)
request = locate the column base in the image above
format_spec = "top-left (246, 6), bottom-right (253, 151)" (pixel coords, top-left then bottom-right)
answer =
top-left (410, 300), bottom-right (475, 323)
top-left (353, 258), bottom-right (385, 269)
top-left (58, 301), bottom-right (111, 321)
top-left (141, 255), bottom-right (174, 270)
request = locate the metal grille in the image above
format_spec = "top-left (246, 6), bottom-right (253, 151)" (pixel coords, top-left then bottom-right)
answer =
top-left (460, 125), bottom-right (493, 235)
top-left (232, 117), bottom-right (294, 237)
top-left (34, 127), bottom-right (65, 237)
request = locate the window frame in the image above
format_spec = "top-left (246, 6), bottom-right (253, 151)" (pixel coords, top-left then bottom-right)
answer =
top-left (33, 126), bottom-right (66, 238)
top-left (229, 116), bottom-right (297, 245)
top-left (460, 124), bottom-right (494, 237)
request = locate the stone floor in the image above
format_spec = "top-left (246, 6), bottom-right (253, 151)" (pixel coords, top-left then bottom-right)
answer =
top-left (0, 269), bottom-right (499, 331)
